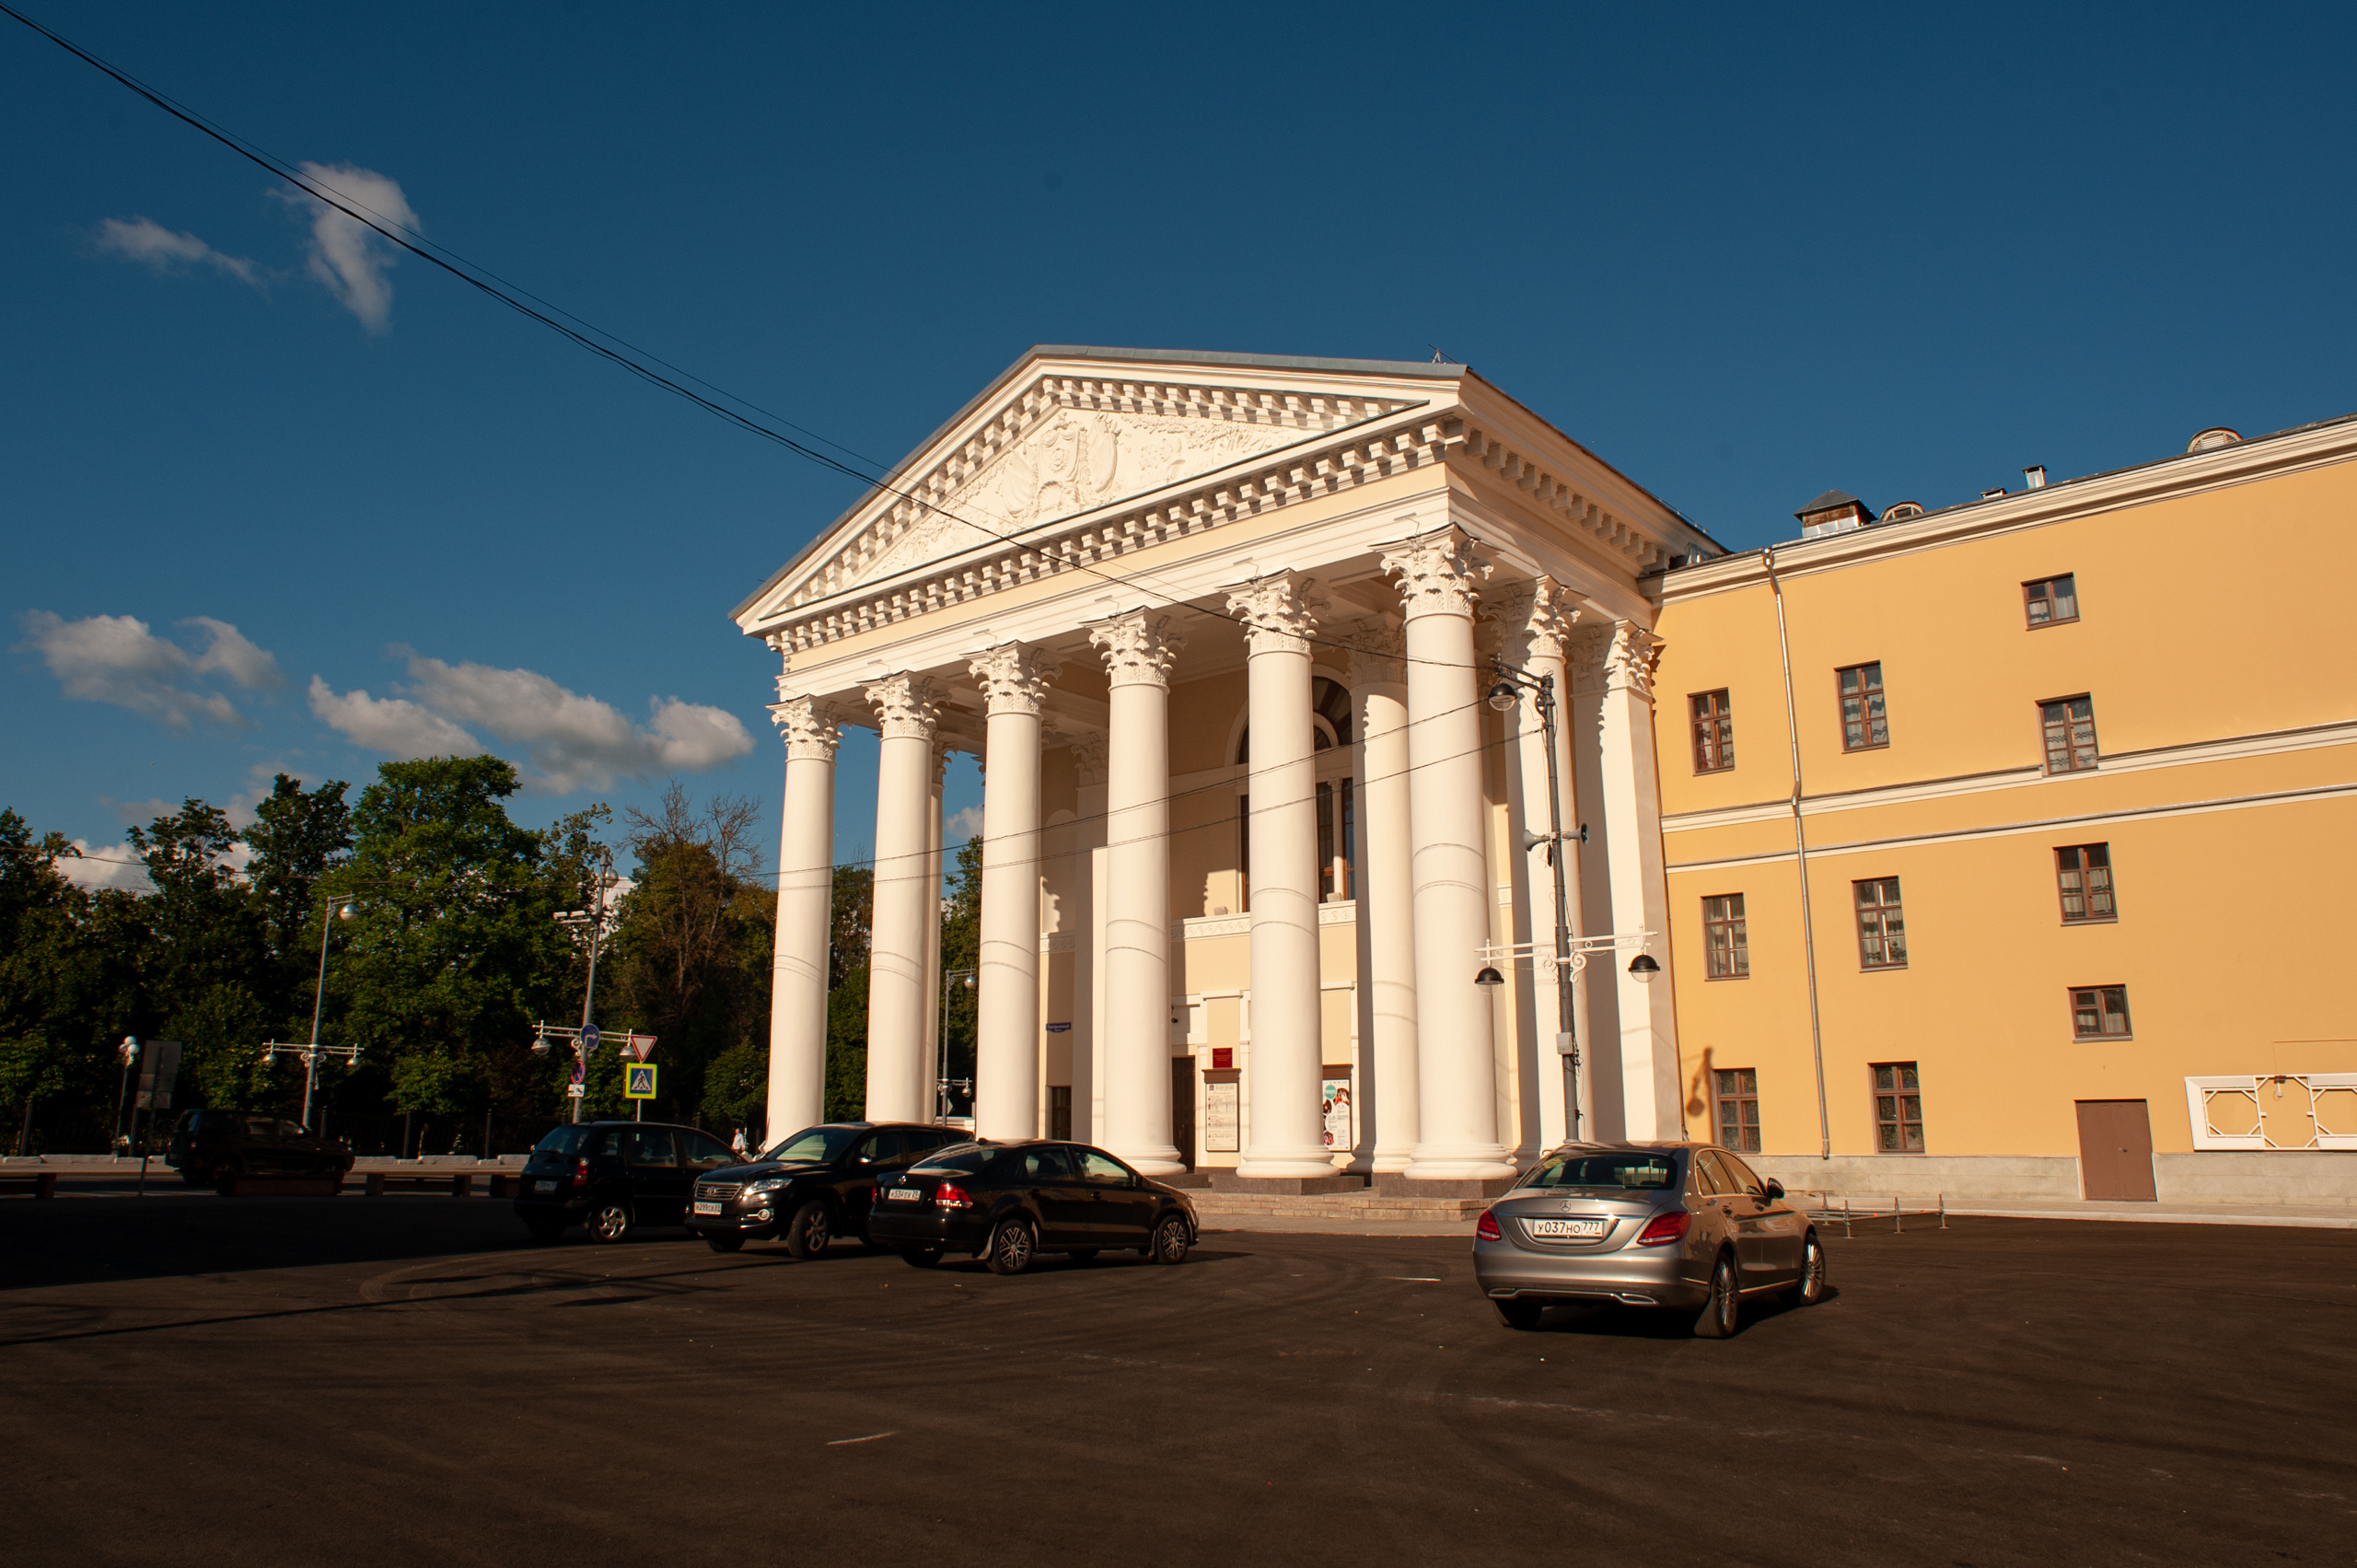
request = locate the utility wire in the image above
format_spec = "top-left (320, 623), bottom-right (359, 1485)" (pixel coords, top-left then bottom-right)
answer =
top-left (1, 3), bottom-right (1527, 672)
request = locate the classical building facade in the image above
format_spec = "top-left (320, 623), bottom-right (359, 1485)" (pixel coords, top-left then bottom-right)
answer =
top-left (735, 345), bottom-right (2355, 1204)
top-left (732, 346), bottom-right (1719, 1190)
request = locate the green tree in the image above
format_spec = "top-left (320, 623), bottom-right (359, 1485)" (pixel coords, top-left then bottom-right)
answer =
top-left (822, 863), bottom-right (873, 1121)
top-left (130, 800), bottom-right (273, 1111)
top-left (939, 837), bottom-right (981, 1113)
top-left (241, 772), bottom-right (353, 1031)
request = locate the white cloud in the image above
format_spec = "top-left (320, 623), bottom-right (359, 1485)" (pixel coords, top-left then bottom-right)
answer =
top-left (93, 216), bottom-right (264, 287)
top-left (55, 841), bottom-right (154, 895)
top-left (307, 653), bottom-right (751, 792)
top-left (945, 805), bottom-right (985, 842)
top-left (308, 675), bottom-right (485, 759)
top-left (273, 162), bottom-right (417, 333)
top-left (17, 610), bottom-right (282, 729)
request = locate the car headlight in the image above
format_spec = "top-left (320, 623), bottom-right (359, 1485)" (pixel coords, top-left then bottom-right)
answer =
top-left (745, 1178), bottom-right (790, 1196)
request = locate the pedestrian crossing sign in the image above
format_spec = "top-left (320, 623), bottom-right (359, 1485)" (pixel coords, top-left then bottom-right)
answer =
top-left (624, 1063), bottom-right (657, 1099)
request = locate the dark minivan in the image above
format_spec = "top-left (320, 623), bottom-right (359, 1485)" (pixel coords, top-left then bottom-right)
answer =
top-left (167, 1109), bottom-right (354, 1189)
top-left (686, 1122), bottom-right (971, 1256)
top-left (513, 1121), bottom-right (742, 1243)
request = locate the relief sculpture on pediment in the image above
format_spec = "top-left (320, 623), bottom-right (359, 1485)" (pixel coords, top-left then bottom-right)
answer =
top-left (848, 406), bottom-right (1308, 587)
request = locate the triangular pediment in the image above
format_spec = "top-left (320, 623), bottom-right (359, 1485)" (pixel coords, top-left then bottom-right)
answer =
top-left (739, 348), bottom-right (1451, 625)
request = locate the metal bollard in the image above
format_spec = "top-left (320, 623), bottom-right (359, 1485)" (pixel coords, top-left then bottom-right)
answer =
top-left (1894, 1196), bottom-right (1902, 1235)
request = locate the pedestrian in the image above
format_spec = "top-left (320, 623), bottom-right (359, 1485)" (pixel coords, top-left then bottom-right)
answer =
top-left (730, 1128), bottom-right (749, 1160)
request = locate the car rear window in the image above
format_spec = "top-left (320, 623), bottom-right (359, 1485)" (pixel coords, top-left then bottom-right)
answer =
top-left (1526, 1153), bottom-right (1681, 1191)
top-left (533, 1126), bottom-right (592, 1157)
top-left (909, 1143), bottom-right (996, 1176)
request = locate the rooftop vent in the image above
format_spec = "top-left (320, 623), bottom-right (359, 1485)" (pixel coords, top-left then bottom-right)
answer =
top-left (1795, 489), bottom-right (1875, 540)
top-left (2187, 427), bottom-right (2243, 454)
top-left (2023, 465), bottom-right (2047, 490)
top-left (1980, 487), bottom-right (2007, 500)
top-left (1882, 501), bottom-right (1925, 522)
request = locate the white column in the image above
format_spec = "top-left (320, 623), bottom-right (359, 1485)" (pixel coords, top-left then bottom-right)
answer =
top-left (922, 744), bottom-right (946, 1117)
top-left (1087, 611), bottom-right (1186, 1175)
top-left (1069, 732), bottom-right (1107, 1144)
top-left (765, 695), bottom-right (840, 1142)
top-left (1226, 573), bottom-right (1333, 1179)
top-left (1381, 527), bottom-right (1517, 1181)
top-left (1500, 578), bottom-right (1589, 1151)
top-left (1347, 626), bottom-right (1418, 1175)
top-left (862, 673), bottom-right (942, 1123)
top-left (970, 643), bottom-right (1058, 1141)
top-left (1598, 620), bottom-right (1681, 1139)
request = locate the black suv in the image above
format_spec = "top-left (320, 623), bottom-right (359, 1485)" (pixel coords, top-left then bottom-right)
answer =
top-left (686, 1122), bottom-right (970, 1256)
top-left (513, 1121), bottom-right (743, 1243)
top-left (167, 1109), bottom-right (354, 1189)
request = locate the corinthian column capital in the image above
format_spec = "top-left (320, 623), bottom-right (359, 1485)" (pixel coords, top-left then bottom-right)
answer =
top-left (1605, 621), bottom-right (1666, 703)
top-left (1068, 730), bottom-right (1108, 785)
top-left (1378, 527), bottom-right (1491, 621)
top-left (770, 695), bottom-right (842, 761)
top-left (969, 643), bottom-right (1062, 715)
top-left (864, 673), bottom-right (943, 741)
top-left (1088, 611), bottom-right (1185, 691)
top-left (1497, 576), bottom-right (1581, 666)
top-left (1337, 616), bottom-right (1405, 690)
top-left (1223, 572), bottom-right (1328, 657)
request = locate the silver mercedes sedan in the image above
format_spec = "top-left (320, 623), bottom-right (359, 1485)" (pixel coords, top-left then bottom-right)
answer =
top-left (1471, 1141), bottom-right (1827, 1338)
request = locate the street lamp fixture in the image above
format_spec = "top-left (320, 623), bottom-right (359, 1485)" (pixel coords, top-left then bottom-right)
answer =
top-left (1485, 681), bottom-right (1519, 714)
top-left (1627, 952), bottom-right (1661, 981)
top-left (1474, 966), bottom-right (1505, 988)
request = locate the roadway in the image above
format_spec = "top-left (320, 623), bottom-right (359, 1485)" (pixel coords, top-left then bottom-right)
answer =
top-left (2, 1193), bottom-right (2350, 1565)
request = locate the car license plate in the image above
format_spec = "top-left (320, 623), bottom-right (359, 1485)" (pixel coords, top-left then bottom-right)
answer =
top-left (1525, 1216), bottom-right (1607, 1238)
top-left (532, 1179), bottom-right (557, 1193)
top-left (691, 1200), bottom-right (722, 1215)
top-left (887, 1188), bottom-right (922, 1202)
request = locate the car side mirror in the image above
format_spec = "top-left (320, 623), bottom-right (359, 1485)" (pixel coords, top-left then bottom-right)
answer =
top-left (1763, 1179), bottom-right (1785, 1201)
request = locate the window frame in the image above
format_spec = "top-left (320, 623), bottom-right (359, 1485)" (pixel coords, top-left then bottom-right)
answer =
top-left (1689, 689), bottom-right (1736, 773)
top-left (1701, 892), bottom-right (1749, 980)
top-left (1870, 1062), bottom-right (1926, 1154)
top-left (2070, 984), bottom-right (2133, 1040)
top-left (1713, 1067), bottom-right (1760, 1153)
top-left (1853, 877), bottom-right (1908, 970)
top-left (2055, 842), bottom-right (2118, 924)
top-left (1836, 662), bottom-right (1889, 752)
top-left (2023, 574), bottom-right (2080, 629)
top-left (2039, 694), bottom-right (2100, 774)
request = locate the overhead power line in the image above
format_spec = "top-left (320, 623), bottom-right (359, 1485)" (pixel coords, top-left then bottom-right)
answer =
top-left (2, 4), bottom-right (1530, 672)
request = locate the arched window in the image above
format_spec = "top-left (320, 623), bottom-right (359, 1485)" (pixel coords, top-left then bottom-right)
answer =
top-left (1235, 676), bottom-right (1353, 763)
top-left (1236, 677), bottom-right (1357, 907)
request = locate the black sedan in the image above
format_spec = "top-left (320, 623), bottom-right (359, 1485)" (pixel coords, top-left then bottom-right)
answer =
top-left (685, 1121), bottom-right (970, 1256)
top-left (868, 1140), bottom-right (1199, 1274)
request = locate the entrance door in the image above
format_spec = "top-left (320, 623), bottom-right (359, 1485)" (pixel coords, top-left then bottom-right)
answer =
top-left (2075, 1100), bottom-right (2157, 1201)
top-left (1170, 1059), bottom-right (1197, 1171)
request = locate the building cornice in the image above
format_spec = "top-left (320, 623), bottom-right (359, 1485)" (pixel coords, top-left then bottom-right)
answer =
top-left (1659, 409), bottom-right (2357, 603)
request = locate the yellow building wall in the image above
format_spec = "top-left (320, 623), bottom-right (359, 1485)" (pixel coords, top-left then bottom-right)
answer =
top-left (1656, 454), bottom-right (2357, 1162)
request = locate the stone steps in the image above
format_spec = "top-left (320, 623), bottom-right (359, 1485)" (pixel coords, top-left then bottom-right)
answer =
top-left (1186, 1191), bottom-right (1490, 1222)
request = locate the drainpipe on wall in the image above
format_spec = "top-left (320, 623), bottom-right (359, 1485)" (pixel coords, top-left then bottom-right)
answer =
top-left (1764, 547), bottom-right (1831, 1161)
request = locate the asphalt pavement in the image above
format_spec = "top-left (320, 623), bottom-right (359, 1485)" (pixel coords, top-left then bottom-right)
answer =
top-left (2, 1192), bottom-right (2351, 1566)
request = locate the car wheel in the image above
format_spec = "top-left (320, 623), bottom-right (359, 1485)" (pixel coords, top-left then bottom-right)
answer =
top-left (1692, 1250), bottom-right (1739, 1339)
top-left (179, 1166), bottom-right (211, 1189)
top-left (1068, 1249), bottom-right (1099, 1266)
top-left (985, 1216), bottom-right (1036, 1275)
top-left (1789, 1231), bottom-right (1828, 1306)
top-left (211, 1160), bottom-right (242, 1193)
top-left (782, 1200), bottom-right (831, 1260)
top-left (586, 1200), bottom-right (634, 1244)
top-left (899, 1248), bottom-right (944, 1270)
top-left (1147, 1214), bottom-right (1190, 1266)
top-left (1494, 1298), bottom-right (1545, 1330)
top-left (523, 1214), bottom-right (565, 1242)
top-left (704, 1233), bottom-right (745, 1254)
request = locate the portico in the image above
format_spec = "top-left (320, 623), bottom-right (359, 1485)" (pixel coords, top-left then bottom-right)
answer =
top-left (733, 346), bottom-right (1720, 1188)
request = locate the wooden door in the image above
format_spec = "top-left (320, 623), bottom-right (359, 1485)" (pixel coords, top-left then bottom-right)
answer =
top-left (2075, 1100), bottom-right (2157, 1201)
top-left (1169, 1059), bottom-right (1197, 1171)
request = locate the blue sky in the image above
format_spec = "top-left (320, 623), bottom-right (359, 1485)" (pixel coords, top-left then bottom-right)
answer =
top-left (7, 2), bottom-right (2354, 886)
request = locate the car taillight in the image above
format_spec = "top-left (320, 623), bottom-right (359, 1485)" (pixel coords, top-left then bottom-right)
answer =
top-left (934, 1181), bottom-right (971, 1210)
top-left (1635, 1211), bottom-right (1691, 1247)
top-left (1475, 1209), bottom-right (1503, 1241)
top-left (571, 1157), bottom-right (591, 1186)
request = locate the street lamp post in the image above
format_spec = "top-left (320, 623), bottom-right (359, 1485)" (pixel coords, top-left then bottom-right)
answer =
top-left (552, 846), bottom-right (620, 1123)
top-left (261, 889), bottom-right (361, 1132)
top-left (937, 967), bottom-right (976, 1123)
top-left (1486, 661), bottom-right (1585, 1140)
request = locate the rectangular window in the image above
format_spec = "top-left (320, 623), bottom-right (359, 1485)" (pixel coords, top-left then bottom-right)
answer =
top-left (1713, 1068), bottom-right (1760, 1153)
top-left (1317, 780), bottom-right (1335, 900)
top-left (1237, 793), bottom-right (1249, 912)
top-left (1837, 662), bottom-right (1889, 750)
top-left (1049, 1086), bottom-right (1072, 1142)
top-left (1872, 1063), bottom-right (1925, 1152)
top-left (1854, 877), bottom-right (1907, 969)
top-left (2071, 985), bottom-right (2132, 1040)
top-left (2024, 574), bottom-right (2079, 627)
top-left (1702, 894), bottom-right (1748, 979)
top-left (2041, 696), bottom-right (2099, 772)
top-left (2056, 843), bottom-right (2117, 923)
top-left (1690, 690), bottom-right (1735, 772)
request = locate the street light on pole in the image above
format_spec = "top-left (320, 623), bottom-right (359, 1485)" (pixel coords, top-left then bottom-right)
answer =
top-left (261, 889), bottom-right (362, 1132)
top-left (1484, 658), bottom-right (1587, 1141)
top-left (552, 845), bottom-right (620, 1123)
top-left (938, 967), bottom-right (976, 1122)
